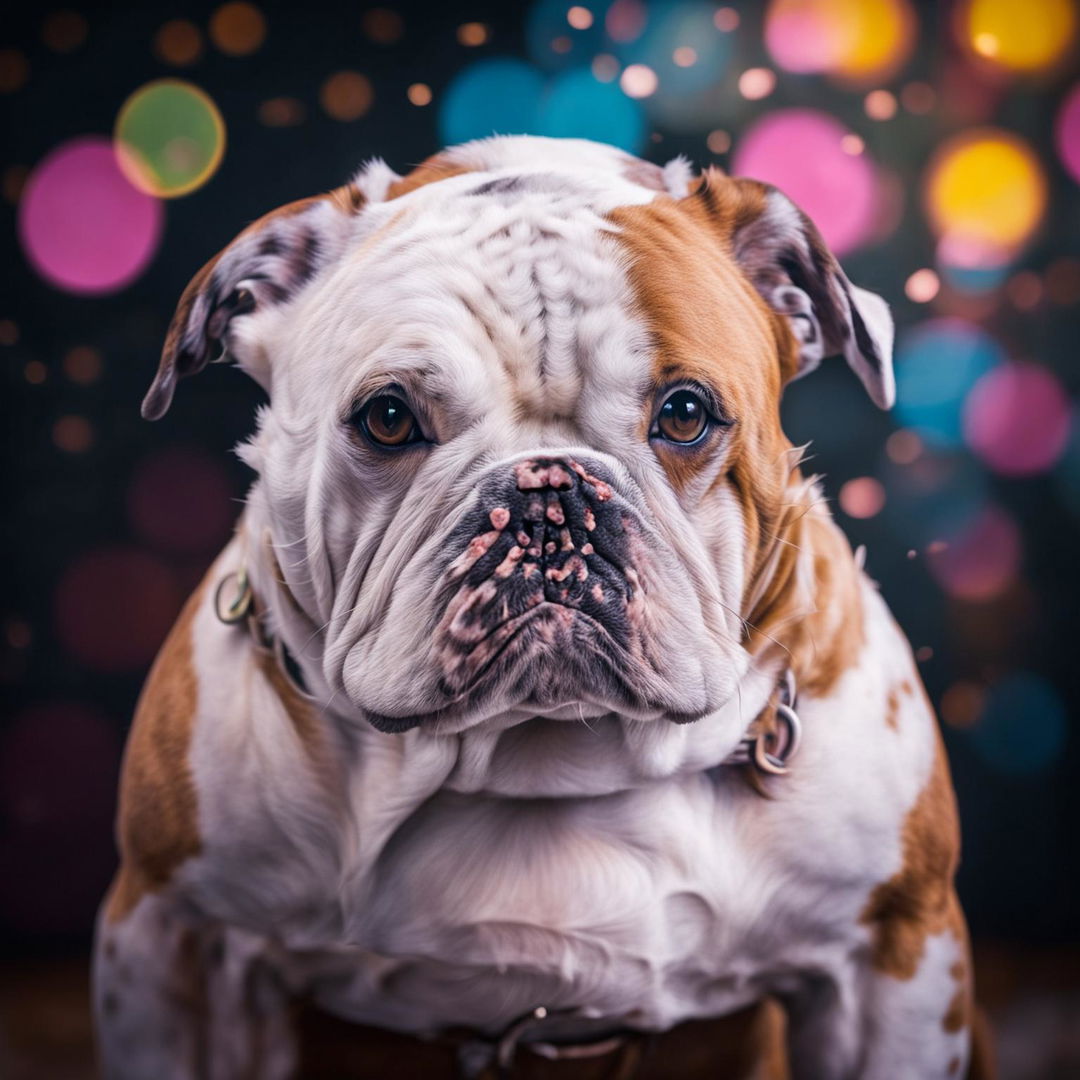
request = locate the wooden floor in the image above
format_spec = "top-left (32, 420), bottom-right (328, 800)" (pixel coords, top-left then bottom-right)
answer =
top-left (2, 944), bottom-right (1078, 1079)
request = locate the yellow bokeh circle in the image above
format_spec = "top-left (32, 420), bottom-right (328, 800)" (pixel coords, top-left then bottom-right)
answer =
top-left (766, 0), bottom-right (915, 82)
top-left (833, 0), bottom-right (916, 80)
top-left (925, 130), bottom-right (1046, 253)
top-left (114, 79), bottom-right (225, 199)
top-left (961, 0), bottom-right (1076, 73)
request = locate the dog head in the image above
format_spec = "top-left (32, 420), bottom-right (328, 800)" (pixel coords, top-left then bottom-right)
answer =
top-left (145, 137), bottom-right (893, 736)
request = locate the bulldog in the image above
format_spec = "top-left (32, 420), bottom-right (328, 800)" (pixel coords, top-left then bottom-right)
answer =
top-left (93, 136), bottom-right (987, 1079)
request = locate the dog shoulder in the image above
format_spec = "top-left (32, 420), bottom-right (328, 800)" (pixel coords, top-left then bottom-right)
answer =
top-left (104, 577), bottom-right (208, 924)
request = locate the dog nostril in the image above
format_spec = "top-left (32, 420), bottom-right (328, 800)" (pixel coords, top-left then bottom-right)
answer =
top-left (514, 459), bottom-right (575, 493)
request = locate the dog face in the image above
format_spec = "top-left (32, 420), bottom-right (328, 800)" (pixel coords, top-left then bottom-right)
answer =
top-left (145, 137), bottom-right (893, 736)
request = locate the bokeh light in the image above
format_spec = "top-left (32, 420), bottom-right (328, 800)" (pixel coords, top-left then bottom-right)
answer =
top-left (1046, 257), bottom-right (1080, 305)
top-left (611, 2), bottom-right (733, 96)
top-left (765, 0), bottom-right (915, 81)
top-left (864, 88), bottom-right (897, 119)
top-left (925, 130), bottom-right (1047, 260)
top-left (607, 0), bottom-right (648, 43)
top-left (883, 449), bottom-right (989, 551)
top-left (18, 136), bottom-right (163, 295)
top-left (940, 681), bottom-right (986, 729)
top-left (407, 83), bottom-right (433, 107)
top-left (739, 68), bottom-right (777, 100)
top-left (209, 1), bottom-right (267, 56)
top-left (885, 428), bottom-right (923, 465)
top-left (54, 547), bottom-right (182, 672)
top-left (362, 8), bottom-right (404, 45)
top-left (839, 476), bottom-right (886, 519)
top-left (153, 19), bottom-right (204, 66)
top-left (42, 10), bottom-right (89, 53)
top-left (894, 318), bottom-right (1004, 447)
top-left (926, 503), bottom-right (1021, 601)
top-left (440, 58), bottom-right (544, 145)
top-left (568, 6), bottom-right (594, 31)
top-left (528, 0), bottom-right (604, 69)
top-left (904, 268), bottom-right (940, 303)
top-left (970, 672), bottom-right (1068, 775)
top-left (52, 415), bottom-right (94, 454)
top-left (258, 96), bottom-right (306, 126)
top-left (115, 79), bottom-right (226, 198)
top-left (960, 0), bottom-right (1076, 74)
top-left (127, 447), bottom-right (236, 556)
top-left (320, 71), bottom-right (375, 121)
top-left (1006, 270), bottom-right (1043, 311)
top-left (733, 109), bottom-right (877, 255)
top-left (63, 345), bottom-right (102, 384)
top-left (458, 22), bottom-right (490, 47)
top-left (1055, 85), bottom-right (1080, 186)
top-left (620, 63), bottom-right (658, 98)
top-left (935, 232), bottom-right (1012, 295)
top-left (540, 67), bottom-right (646, 153)
top-left (0, 49), bottom-right (30, 93)
top-left (901, 80), bottom-right (936, 113)
top-left (592, 53), bottom-right (620, 82)
top-left (963, 362), bottom-right (1071, 476)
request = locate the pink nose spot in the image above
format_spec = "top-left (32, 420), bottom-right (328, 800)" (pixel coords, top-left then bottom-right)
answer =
top-left (489, 507), bottom-right (510, 530)
top-left (514, 460), bottom-right (574, 492)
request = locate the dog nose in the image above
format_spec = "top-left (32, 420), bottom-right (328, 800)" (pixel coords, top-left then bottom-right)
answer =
top-left (514, 458), bottom-right (575, 493)
top-left (512, 456), bottom-right (613, 501)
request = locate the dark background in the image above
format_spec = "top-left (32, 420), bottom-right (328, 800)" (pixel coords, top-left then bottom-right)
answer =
top-left (1, 1), bottom-right (1078, 1075)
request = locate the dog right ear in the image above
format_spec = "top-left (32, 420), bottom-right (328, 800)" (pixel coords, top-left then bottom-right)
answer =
top-left (142, 183), bottom-right (365, 420)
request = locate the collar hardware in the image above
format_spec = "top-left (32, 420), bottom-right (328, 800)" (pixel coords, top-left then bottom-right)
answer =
top-left (722, 668), bottom-right (802, 777)
top-left (214, 568), bottom-right (253, 624)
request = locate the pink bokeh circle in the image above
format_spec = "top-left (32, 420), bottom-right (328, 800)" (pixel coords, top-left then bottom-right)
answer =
top-left (926, 504), bottom-right (1021, 601)
top-left (128, 447), bottom-right (236, 555)
top-left (963, 362), bottom-right (1071, 476)
top-left (732, 108), bottom-right (877, 255)
top-left (1055, 83), bottom-right (1080, 185)
top-left (17, 135), bottom-right (164, 295)
top-left (54, 546), bottom-right (183, 672)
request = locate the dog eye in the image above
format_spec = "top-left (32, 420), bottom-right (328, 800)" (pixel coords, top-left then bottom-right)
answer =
top-left (656, 389), bottom-right (709, 445)
top-left (357, 394), bottom-right (421, 447)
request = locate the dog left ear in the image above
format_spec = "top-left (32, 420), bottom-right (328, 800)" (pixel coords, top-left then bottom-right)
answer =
top-left (694, 169), bottom-right (895, 409)
top-left (142, 183), bottom-right (364, 420)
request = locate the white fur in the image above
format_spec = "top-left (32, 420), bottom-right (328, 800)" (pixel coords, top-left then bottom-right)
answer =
top-left (96, 137), bottom-right (963, 1078)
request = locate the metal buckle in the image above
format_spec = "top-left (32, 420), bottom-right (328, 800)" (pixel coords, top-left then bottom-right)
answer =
top-left (214, 567), bottom-right (253, 624)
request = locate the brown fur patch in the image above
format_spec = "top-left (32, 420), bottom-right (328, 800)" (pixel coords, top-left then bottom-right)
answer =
top-left (886, 687), bottom-right (900, 730)
top-left (944, 985), bottom-right (967, 1033)
top-left (860, 725), bottom-right (966, 982)
top-left (106, 583), bottom-right (206, 923)
top-left (611, 183), bottom-right (865, 699)
top-left (153, 181), bottom-right (364, 412)
top-left (385, 153), bottom-right (473, 200)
